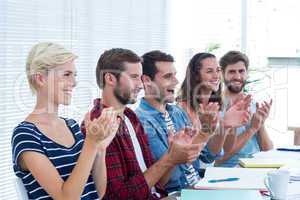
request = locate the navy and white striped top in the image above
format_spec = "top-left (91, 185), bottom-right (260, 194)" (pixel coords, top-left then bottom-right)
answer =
top-left (11, 118), bottom-right (99, 200)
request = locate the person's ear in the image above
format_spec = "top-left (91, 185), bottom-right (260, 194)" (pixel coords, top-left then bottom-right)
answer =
top-left (33, 72), bottom-right (47, 89)
top-left (142, 74), bottom-right (154, 89)
top-left (141, 74), bottom-right (152, 85)
top-left (104, 73), bottom-right (117, 87)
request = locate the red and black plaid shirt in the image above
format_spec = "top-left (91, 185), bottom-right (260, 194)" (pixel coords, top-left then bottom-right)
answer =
top-left (81, 99), bottom-right (166, 200)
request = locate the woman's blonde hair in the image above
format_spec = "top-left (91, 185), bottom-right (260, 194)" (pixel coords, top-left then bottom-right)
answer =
top-left (26, 42), bottom-right (77, 93)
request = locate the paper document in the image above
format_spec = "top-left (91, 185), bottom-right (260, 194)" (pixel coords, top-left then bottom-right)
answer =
top-left (194, 167), bottom-right (271, 191)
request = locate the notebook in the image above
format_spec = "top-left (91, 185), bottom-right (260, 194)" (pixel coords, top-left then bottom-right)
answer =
top-left (194, 167), bottom-right (270, 191)
top-left (239, 158), bottom-right (298, 168)
top-left (181, 189), bottom-right (263, 200)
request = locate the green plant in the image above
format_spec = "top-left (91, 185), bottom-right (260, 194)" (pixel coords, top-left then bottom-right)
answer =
top-left (205, 42), bottom-right (221, 53)
top-left (243, 67), bottom-right (271, 94)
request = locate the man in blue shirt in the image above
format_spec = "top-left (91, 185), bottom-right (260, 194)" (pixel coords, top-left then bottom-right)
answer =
top-left (135, 50), bottom-right (223, 193)
top-left (215, 51), bottom-right (273, 167)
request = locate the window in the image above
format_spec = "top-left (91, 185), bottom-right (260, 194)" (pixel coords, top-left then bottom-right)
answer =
top-left (0, 0), bottom-right (169, 198)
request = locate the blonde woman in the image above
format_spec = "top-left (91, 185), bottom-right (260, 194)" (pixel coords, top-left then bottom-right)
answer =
top-left (11, 42), bottom-right (119, 199)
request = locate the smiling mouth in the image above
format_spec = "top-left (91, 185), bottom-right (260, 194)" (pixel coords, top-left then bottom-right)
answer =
top-left (231, 81), bottom-right (242, 85)
top-left (167, 89), bottom-right (175, 94)
top-left (64, 90), bottom-right (73, 95)
top-left (209, 81), bottom-right (219, 85)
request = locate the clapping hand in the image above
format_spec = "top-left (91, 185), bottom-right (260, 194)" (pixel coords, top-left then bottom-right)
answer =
top-left (198, 102), bottom-right (220, 135)
top-left (251, 99), bottom-right (272, 132)
top-left (84, 107), bottom-right (120, 152)
top-left (167, 129), bottom-right (203, 165)
top-left (257, 99), bottom-right (272, 123)
top-left (223, 94), bottom-right (251, 128)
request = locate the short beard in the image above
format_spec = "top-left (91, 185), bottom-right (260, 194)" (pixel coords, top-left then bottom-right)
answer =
top-left (224, 80), bottom-right (246, 94)
top-left (113, 86), bottom-right (136, 105)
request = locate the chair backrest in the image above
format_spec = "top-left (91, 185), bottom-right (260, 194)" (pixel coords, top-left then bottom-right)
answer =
top-left (14, 177), bottom-right (29, 200)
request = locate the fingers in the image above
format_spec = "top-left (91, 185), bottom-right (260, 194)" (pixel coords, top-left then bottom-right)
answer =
top-left (232, 100), bottom-right (244, 110)
top-left (98, 109), bottom-right (111, 138)
top-left (199, 103), bottom-right (219, 126)
top-left (260, 104), bottom-right (269, 115)
top-left (104, 108), bottom-right (121, 138)
top-left (186, 144), bottom-right (203, 161)
top-left (199, 103), bottom-right (205, 113)
top-left (183, 127), bottom-right (194, 137)
top-left (255, 99), bottom-right (272, 122)
top-left (85, 111), bottom-right (104, 138)
top-left (233, 94), bottom-right (252, 110)
top-left (86, 107), bottom-right (121, 143)
top-left (263, 100), bottom-right (271, 113)
top-left (105, 113), bottom-right (119, 139)
top-left (199, 102), bottom-right (219, 113)
top-left (168, 131), bottom-right (175, 145)
top-left (192, 131), bottom-right (210, 144)
top-left (242, 111), bottom-right (251, 123)
top-left (256, 102), bottom-right (260, 110)
top-left (84, 111), bottom-right (91, 128)
top-left (243, 95), bottom-right (252, 108)
top-left (257, 109), bottom-right (268, 120)
top-left (269, 99), bottom-right (273, 106)
top-left (207, 102), bottom-right (219, 113)
top-left (188, 143), bottom-right (203, 152)
top-left (241, 94), bottom-right (251, 109)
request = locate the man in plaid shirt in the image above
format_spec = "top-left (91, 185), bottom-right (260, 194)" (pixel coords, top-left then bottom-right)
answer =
top-left (81, 48), bottom-right (203, 199)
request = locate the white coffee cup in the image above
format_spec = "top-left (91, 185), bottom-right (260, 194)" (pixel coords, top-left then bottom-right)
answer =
top-left (264, 170), bottom-right (290, 200)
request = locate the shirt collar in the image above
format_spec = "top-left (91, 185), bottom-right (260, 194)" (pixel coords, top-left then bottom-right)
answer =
top-left (93, 98), bottom-right (133, 116)
top-left (139, 98), bottom-right (174, 116)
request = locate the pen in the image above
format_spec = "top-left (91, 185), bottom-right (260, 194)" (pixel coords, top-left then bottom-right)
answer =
top-left (208, 177), bottom-right (240, 183)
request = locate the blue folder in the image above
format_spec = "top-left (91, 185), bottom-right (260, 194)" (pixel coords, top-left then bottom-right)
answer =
top-left (181, 189), bottom-right (263, 200)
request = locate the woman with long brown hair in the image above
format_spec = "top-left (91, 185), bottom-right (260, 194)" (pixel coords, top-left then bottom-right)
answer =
top-left (177, 52), bottom-right (251, 161)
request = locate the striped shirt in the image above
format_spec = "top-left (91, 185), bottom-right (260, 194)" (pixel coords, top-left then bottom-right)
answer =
top-left (11, 118), bottom-right (99, 200)
top-left (164, 111), bottom-right (176, 134)
top-left (164, 111), bottom-right (200, 186)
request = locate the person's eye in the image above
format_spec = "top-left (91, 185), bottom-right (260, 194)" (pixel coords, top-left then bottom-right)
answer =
top-left (164, 74), bottom-right (172, 79)
top-left (131, 75), bottom-right (139, 79)
top-left (64, 72), bottom-right (73, 77)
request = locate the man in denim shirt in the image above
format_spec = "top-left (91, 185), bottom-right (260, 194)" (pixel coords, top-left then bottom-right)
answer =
top-left (135, 50), bottom-right (223, 193)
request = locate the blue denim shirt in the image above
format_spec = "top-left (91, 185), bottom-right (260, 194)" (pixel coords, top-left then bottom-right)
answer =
top-left (135, 98), bottom-right (222, 192)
